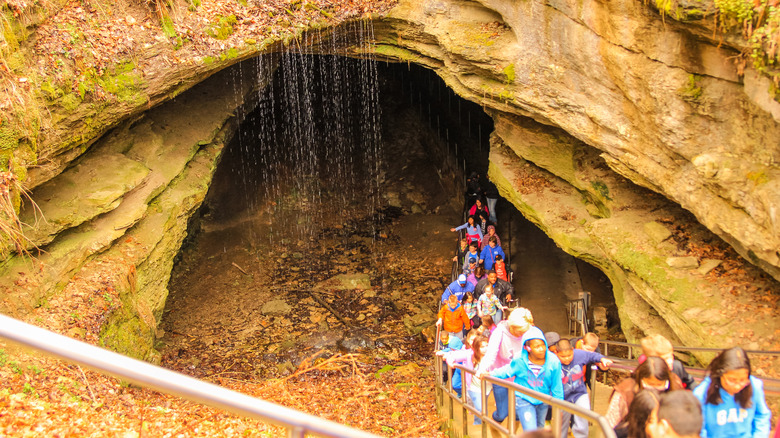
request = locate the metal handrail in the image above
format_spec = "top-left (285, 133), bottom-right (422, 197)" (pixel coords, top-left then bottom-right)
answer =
top-left (592, 357), bottom-right (780, 396)
top-left (434, 358), bottom-right (616, 438)
top-left (567, 298), bottom-right (588, 337)
top-left (598, 339), bottom-right (780, 358)
top-left (0, 314), bottom-right (380, 438)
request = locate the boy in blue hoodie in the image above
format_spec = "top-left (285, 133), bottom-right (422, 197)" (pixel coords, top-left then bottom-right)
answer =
top-left (436, 330), bottom-right (466, 397)
top-left (490, 326), bottom-right (564, 431)
top-left (555, 339), bottom-right (613, 438)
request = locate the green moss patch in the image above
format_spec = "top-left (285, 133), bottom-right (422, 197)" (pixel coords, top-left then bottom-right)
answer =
top-left (373, 44), bottom-right (419, 62)
top-left (207, 15), bottom-right (238, 40)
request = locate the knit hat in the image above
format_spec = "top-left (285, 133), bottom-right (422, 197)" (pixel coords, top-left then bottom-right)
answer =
top-left (545, 331), bottom-right (561, 347)
top-left (457, 274), bottom-right (467, 284)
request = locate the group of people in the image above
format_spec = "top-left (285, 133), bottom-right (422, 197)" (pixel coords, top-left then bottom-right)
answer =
top-left (433, 183), bottom-right (774, 437)
top-left (436, 305), bottom-right (773, 437)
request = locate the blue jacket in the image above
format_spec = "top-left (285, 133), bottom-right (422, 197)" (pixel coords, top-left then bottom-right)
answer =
top-left (439, 335), bottom-right (465, 390)
top-left (479, 245), bottom-right (505, 271)
top-left (491, 326), bottom-right (564, 405)
top-left (561, 349), bottom-right (604, 403)
top-left (441, 280), bottom-right (475, 303)
top-left (693, 376), bottom-right (771, 438)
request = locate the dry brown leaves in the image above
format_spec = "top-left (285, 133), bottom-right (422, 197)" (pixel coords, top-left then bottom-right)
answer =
top-left (0, 344), bottom-right (445, 437)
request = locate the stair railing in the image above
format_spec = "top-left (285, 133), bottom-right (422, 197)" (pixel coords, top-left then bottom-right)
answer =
top-left (435, 359), bottom-right (616, 438)
top-left (0, 314), bottom-right (380, 438)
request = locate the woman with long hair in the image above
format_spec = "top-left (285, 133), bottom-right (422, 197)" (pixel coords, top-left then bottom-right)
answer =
top-left (605, 356), bottom-right (681, 428)
top-left (692, 347), bottom-right (771, 438)
top-left (614, 389), bottom-right (660, 438)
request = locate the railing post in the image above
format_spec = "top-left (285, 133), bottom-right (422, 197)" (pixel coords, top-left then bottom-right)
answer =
top-left (551, 405), bottom-right (562, 438)
top-left (435, 358), bottom-right (443, 409)
top-left (461, 378), bottom-right (468, 438)
top-left (508, 388), bottom-right (516, 436)
top-left (481, 379), bottom-right (488, 438)
top-left (448, 365), bottom-right (454, 424)
top-left (287, 426), bottom-right (305, 438)
top-left (589, 365), bottom-right (598, 411)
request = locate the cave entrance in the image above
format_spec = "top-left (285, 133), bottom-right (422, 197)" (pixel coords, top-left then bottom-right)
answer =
top-left (163, 52), bottom-right (617, 376)
top-left (380, 62), bottom-right (617, 336)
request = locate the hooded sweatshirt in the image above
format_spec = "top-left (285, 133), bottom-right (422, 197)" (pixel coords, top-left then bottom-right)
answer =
top-left (437, 302), bottom-right (472, 334)
top-left (560, 349), bottom-right (605, 403)
top-left (479, 321), bottom-right (526, 377)
top-left (491, 326), bottom-right (564, 405)
top-left (693, 375), bottom-right (771, 438)
top-left (441, 280), bottom-right (475, 303)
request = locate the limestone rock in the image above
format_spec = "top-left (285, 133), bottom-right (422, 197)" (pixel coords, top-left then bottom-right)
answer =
top-left (18, 153), bottom-right (150, 250)
top-left (697, 259), bottom-right (722, 275)
top-left (666, 257), bottom-right (699, 269)
top-left (643, 222), bottom-right (672, 244)
top-left (382, 0), bottom-right (780, 280)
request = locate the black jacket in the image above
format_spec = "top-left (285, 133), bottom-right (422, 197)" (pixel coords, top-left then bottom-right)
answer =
top-left (474, 277), bottom-right (514, 305)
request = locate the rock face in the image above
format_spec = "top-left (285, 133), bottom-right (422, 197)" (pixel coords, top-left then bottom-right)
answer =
top-left (365, 0), bottom-right (780, 354)
top-left (373, 0), bottom-right (780, 282)
top-left (1, 0), bottom-right (778, 360)
top-left (0, 62), bottom-right (268, 361)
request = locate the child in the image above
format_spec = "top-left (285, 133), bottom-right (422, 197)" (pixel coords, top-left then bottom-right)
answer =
top-left (482, 224), bottom-right (501, 248)
top-left (555, 339), bottom-right (613, 438)
top-left (463, 242), bottom-right (480, 273)
top-left (438, 334), bottom-right (491, 422)
top-left (463, 257), bottom-right (478, 276)
top-left (639, 334), bottom-right (696, 389)
top-left (479, 315), bottom-right (496, 336)
top-left (467, 266), bottom-right (486, 287)
top-left (692, 347), bottom-right (771, 438)
top-left (436, 294), bottom-right (472, 340)
top-left (494, 254), bottom-right (508, 281)
top-left (646, 391), bottom-right (703, 438)
top-left (477, 285), bottom-right (507, 325)
top-left (614, 389), bottom-right (660, 438)
top-left (436, 330), bottom-right (465, 396)
top-left (462, 292), bottom-right (479, 335)
top-left (452, 237), bottom-right (469, 266)
top-left (479, 236), bottom-right (506, 271)
top-left (605, 357), bottom-right (681, 428)
top-left (490, 326), bottom-right (563, 431)
top-left (450, 215), bottom-right (483, 249)
top-left (438, 329), bottom-right (464, 352)
top-left (573, 332), bottom-right (600, 352)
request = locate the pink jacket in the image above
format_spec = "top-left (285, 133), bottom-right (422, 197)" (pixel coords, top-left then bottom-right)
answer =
top-left (480, 321), bottom-right (527, 381)
top-left (442, 348), bottom-right (475, 389)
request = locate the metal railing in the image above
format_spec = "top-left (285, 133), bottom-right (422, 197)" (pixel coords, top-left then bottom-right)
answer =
top-left (598, 339), bottom-right (780, 361)
top-left (567, 297), bottom-right (588, 337)
top-left (0, 314), bottom-right (380, 438)
top-left (589, 357), bottom-right (780, 397)
top-left (434, 358), bottom-right (616, 438)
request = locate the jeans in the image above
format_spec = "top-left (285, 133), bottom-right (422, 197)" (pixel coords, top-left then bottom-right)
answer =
top-left (492, 307), bottom-right (503, 324)
top-left (467, 388), bottom-right (484, 425)
top-left (491, 384), bottom-right (518, 423)
top-left (560, 393), bottom-right (591, 438)
top-left (486, 197), bottom-right (497, 223)
top-left (516, 398), bottom-right (549, 432)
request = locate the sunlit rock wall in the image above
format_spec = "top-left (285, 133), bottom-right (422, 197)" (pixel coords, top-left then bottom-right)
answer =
top-left (0, 64), bottom-right (266, 361)
top-left (370, 0), bottom-right (780, 351)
